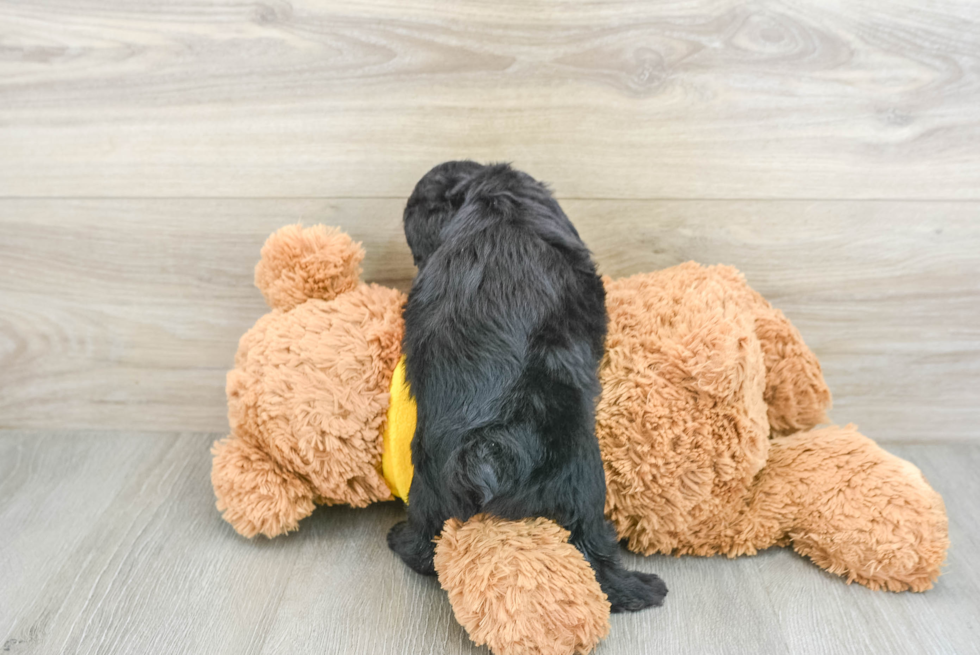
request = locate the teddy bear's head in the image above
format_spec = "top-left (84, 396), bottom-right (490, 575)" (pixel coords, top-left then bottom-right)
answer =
top-left (214, 225), bottom-right (406, 538)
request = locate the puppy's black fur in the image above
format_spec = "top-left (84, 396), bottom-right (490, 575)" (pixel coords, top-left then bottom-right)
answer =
top-left (387, 161), bottom-right (666, 612)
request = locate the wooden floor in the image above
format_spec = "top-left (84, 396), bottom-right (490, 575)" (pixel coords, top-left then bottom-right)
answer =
top-left (0, 430), bottom-right (977, 655)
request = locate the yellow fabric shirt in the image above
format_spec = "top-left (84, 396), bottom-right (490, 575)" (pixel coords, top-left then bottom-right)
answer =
top-left (381, 356), bottom-right (416, 503)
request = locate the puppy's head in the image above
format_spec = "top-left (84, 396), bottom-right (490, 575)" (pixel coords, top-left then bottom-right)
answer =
top-left (404, 160), bottom-right (485, 267)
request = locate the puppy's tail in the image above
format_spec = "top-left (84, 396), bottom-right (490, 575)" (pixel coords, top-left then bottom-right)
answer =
top-left (449, 440), bottom-right (499, 506)
top-left (442, 425), bottom-right (535, 512)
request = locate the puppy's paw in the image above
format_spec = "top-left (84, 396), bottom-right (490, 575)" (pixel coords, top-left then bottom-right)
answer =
top-left (606, 570), bottom-right (668, 613)
top-left (387, 520), bottom-right (437, 576)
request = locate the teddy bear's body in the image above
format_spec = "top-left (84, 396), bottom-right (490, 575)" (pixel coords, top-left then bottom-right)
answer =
top-left (212, 224), bottom-right (948, 655)
top-left (598, 265), bottom-right (946, 591)
top-left (599, 264), bottom-right (775, 557)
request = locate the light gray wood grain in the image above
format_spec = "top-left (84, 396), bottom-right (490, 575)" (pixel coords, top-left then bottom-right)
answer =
top-left (2, 199), bottom-right (978, 440)
top-left (1, 0), bottom-right (979, 198)
top-left (0, 431), bottom-right (976, 654)
top-left (0, 433), bottom-right (173, 645)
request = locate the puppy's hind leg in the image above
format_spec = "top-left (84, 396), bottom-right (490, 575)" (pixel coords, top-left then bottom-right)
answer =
top-left (387, 472), bottom-right (451, 576)
top-left (521, 461), bottom-right (667, 612)
top-left (550, 440), bottom-right (667, 612)
top-left (573, 519), bottom-right (668, 613)
top-left (387, 519), bottom-right (438, 576)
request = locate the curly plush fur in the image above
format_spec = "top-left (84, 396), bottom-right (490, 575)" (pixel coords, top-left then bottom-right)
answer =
top-left (596, 263), bottom-right (947, 590)
top-left (212, 223), bottom-right (948, 655)
top-left (435, 514), bottom-right (611, 655)
top-left (212, 226), bottom-right (404, 537)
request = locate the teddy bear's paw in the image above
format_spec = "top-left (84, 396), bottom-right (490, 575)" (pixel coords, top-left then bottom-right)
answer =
top-left (210, 435), bottom-right (316, 538)
top-left (434, 514), bottom-right (610, 655)
top-left (756, 310), bottom-right (832, 434)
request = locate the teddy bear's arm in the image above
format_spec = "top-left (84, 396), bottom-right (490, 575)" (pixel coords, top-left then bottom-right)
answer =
top-left (752, 302), bottom-right (832, 435)
top-left (211, 434), bottom-right (317, 538)
top-left (704, 264), bottom-right (830, 434)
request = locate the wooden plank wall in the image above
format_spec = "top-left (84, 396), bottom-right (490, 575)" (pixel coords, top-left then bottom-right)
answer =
top-left (1, 1), bottom-right (978, 440)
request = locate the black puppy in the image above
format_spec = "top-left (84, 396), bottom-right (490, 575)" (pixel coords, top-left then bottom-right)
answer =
top-left (387, 161), bottom-right (666, 612)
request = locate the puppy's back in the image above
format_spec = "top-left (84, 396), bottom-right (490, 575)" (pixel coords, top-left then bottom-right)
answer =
top-left (403, 165), bottom-right (606, 512)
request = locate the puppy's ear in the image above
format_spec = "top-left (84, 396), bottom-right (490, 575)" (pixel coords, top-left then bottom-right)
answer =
top-left (404, 160), bottom-right (485, 262)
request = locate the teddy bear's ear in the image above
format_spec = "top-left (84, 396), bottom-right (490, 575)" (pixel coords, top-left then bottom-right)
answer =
top-left (254, 224), bottom-right (365, 311)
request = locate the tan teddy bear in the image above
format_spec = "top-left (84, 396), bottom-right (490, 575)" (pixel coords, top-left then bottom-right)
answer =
top-left (212, 224), bottom-right (948, 655)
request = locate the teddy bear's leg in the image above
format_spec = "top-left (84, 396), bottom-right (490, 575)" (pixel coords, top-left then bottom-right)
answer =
top-left (435, 515), bottom-right (611, 655)
top-left (752, 304), bottom-right (832, 434)
top-left (754, 425), bottom-right (948, 591)
top-left (211, 434), bottom-right (317, 538)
